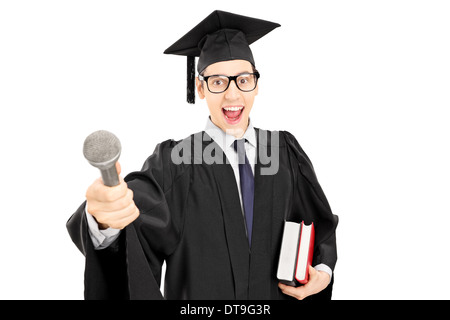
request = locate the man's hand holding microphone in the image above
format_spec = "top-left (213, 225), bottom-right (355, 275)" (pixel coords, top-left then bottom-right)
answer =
top-left (83, 130), bottom-right (139, 231)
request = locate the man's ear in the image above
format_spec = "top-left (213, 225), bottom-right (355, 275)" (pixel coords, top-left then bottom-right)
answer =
top-left (196, 77), bottom-right (205, 99)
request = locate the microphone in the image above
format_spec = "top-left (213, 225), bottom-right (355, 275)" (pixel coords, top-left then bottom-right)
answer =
top-left (83, 130), bottom-right (121, 187)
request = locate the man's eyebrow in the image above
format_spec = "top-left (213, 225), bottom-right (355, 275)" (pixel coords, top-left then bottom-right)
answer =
top-left (204, 71), bottom-right (253, 77)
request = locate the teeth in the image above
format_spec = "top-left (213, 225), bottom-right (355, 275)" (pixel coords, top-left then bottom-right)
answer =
top-left (223, 106), bottom-right (243, 111)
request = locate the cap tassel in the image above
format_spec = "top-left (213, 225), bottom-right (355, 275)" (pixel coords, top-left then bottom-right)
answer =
top-left (187, 56), bottom-right (196, 104)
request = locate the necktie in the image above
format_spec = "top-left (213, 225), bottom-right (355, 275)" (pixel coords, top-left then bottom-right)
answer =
top-left (233, 139), bottom-right (254, 247)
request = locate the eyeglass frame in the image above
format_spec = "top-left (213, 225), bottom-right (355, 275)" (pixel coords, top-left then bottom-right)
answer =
top-left (198, 72), bottom-right (260, 94)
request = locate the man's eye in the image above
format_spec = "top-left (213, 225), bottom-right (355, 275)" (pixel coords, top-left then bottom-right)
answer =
top-left (239, 78), bottom-right (249, 84)
top-left (213, 80), bottom-right (224, 86)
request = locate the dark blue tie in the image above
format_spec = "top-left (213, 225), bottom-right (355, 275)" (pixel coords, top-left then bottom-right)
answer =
top-left (233, 139), bottom-right (254, 247)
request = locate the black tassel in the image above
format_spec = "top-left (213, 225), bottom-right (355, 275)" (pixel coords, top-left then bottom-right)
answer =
top-left (187, 56), bottom-right (196, 104)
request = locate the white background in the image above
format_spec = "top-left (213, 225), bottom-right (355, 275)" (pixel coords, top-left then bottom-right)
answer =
top-left (1, 0), bottom-right (449, 300)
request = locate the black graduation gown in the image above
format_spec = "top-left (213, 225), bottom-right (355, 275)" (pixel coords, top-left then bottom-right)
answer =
top-left (67, 129), bottom-right (338, 300)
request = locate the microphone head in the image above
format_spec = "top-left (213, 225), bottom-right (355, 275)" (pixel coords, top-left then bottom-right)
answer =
top-left (83, 130), bottom-right (121, 169)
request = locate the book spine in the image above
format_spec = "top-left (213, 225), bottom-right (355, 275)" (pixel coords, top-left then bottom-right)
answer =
top-left (305, 222), bottom-right (315, 284)
top-left (296, 222), bottom-right (315, 285)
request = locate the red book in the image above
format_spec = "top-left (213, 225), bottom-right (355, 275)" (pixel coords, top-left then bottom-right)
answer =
top-left (294, 222), bottom-right (315, 284)
top-left (277, 221), bottom-right (315, 286)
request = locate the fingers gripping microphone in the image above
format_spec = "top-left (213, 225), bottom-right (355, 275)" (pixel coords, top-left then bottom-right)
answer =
top-left (83, 130), bottom-right (121, 187)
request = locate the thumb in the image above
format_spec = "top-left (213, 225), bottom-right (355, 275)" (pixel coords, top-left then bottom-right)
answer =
top-left (309, 265), bottom-right (317, 277)
top-left (116, 161), bottom-right (122, 176)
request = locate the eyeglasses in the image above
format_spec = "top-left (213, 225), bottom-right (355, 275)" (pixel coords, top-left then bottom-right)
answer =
top-left (198, 72), bottom-right (260, 94)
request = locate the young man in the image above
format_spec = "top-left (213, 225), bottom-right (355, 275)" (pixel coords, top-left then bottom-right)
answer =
top-left (67, 10), bottom-right (338, 300)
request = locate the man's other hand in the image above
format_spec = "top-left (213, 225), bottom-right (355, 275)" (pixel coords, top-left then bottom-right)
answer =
top-left (278, 266), bottom-right (330, 300)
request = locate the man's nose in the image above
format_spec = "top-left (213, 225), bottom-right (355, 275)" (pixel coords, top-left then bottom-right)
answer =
top-left (224, 80), bottom-right (241, 100)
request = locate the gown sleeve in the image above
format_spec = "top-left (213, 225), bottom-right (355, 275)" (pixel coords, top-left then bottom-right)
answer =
top-left (67, 138), bottom-right (190, 299)
top-left (282, 131), bottom-right (339, 271)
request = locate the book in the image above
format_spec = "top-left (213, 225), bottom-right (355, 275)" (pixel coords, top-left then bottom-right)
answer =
top-left (277, 221), bottom-right (315, 286)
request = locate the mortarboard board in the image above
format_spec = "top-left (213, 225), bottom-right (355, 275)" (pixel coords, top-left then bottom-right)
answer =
top-left (164, 10), bottom-right (280, 104)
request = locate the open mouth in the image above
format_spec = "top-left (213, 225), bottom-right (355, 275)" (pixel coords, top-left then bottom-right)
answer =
top-left (222, 106), bottom-right (244, 124)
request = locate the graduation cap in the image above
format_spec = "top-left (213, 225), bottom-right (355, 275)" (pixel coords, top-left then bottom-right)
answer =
top-left (164, 10), bottom-right (280, 104)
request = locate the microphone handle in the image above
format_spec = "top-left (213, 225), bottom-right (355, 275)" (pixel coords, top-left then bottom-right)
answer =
top-left (100, 164), bottom-right (120, 187)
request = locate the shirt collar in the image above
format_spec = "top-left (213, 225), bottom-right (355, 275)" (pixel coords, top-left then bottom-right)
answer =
top-left (204, 117), bottom-right (256, 149)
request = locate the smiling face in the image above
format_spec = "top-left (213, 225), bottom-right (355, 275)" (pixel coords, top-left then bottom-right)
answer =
top-left (196, 59), bottom-right (258, 138)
